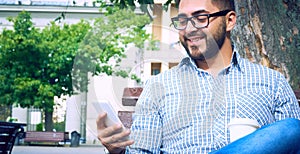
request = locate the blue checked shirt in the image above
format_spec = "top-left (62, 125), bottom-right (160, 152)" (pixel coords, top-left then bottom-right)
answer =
top-left (126, 52), bottom-right (300, 154)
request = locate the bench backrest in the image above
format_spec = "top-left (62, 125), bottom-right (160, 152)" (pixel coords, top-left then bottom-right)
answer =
top-left (122, 87), bottom-right (143, 106)
top-left (24, 131), bottom-right (65, 142)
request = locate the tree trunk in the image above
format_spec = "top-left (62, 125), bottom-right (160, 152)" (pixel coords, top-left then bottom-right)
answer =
top-left (232, 0), bottom-right (300, 89)
top-left (0, 104), bottom-right (11, 121)
top-left (44, 110), bottom-right (53, 131)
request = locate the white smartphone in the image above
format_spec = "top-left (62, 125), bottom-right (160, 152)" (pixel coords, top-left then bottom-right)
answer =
top-left (93, 101), bottom-right (129, 141)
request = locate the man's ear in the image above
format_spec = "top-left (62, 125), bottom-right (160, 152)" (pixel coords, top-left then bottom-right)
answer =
top-left (226, 11), bottom-right (236, 31)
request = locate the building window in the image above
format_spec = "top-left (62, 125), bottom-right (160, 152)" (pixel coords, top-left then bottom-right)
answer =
top-left (169, 62), bottom-right (179, 69)
top-left (151, 63), bottom-right (161, 75)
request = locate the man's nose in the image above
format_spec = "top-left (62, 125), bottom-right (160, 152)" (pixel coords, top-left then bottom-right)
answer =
top-left (185, 20), bottom-right (197, 32)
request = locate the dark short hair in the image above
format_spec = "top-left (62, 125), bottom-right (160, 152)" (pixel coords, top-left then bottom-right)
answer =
top-left (176, 0), bottom-right (235, 11)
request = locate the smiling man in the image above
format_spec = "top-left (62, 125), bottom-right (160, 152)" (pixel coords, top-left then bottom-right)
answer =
top-left (97, 0), bottom-right (300, 153)
top-left (175, 0), bottom-right (234, 76)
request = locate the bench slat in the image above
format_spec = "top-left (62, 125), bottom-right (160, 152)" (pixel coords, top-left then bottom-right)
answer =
top-left (0, 127), bottom-right (15, 134)
top-left (24, 131), bottom-right (65, 143)
top-left (0, 136), bottom-right (11, 142)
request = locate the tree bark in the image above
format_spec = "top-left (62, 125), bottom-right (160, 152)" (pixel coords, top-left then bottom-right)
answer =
top-left (0, 104), bottom-right (11, 121)
top-left (44, 110), bottom-right (54, 131)
top-left (232, 0), bottom-right (300, 89)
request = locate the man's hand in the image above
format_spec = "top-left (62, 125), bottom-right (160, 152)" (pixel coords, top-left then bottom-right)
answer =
top-left (96, 113), bottom-right (134, 154)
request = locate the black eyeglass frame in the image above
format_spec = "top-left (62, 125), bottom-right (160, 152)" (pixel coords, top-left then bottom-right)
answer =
top-left (171, 10), bottom-right (232, 30)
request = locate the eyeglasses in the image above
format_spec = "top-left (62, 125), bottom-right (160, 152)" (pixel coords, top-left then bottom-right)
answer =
top-left (171, 10), bottom-right (231, 30)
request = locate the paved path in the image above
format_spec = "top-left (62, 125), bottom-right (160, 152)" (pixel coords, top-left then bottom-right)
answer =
top-left (12, 145), bottom-right (106, 154)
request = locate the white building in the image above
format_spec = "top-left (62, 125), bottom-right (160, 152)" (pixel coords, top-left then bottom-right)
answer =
top-left (0, 0), bottom-right (185, 144)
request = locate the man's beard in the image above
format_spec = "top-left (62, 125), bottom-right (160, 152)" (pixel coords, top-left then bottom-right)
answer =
top-left (181, 22), bottom-right (227, 61)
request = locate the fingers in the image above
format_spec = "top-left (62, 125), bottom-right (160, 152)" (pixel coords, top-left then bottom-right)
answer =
top-left (96, 113), bottom-right (135, 153)
top-left (98, 124), bottom-right (123, 139)
top-left (107, 139), bottom-right (135, 149)
top-left (96, 112), bottom-right (123, 136)
top-left (104, 139), bottom-right (134, 154)
top-left (102, 130), bottom-right (134, 153)
top-left (100, 129), bottom-right (131, 144)
top-left (96, 113), bottom-right (129, 143)
top-left (96, 113), bottom-right (107, 130)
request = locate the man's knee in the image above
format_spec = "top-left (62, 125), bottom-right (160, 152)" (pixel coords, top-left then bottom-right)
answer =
top-left (277, 118), bottom-right (300, 137)
top-left (278, 118), bottom-right (300, 128)
top-left (255, 118), bottom-right (300, 153)
top-left (286, 118), bottom-right (300, 127)
top-left (277, 118), bottom-right (300, 152)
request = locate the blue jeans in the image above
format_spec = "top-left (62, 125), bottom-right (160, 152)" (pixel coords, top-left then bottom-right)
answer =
top-left (211, 118), bottom-right (300, 154)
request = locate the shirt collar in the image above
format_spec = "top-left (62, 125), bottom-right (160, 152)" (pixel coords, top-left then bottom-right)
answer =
top-left (229, 51), bottom-right (244, 73)
top-left (178, 56), bottom-right (197, 68)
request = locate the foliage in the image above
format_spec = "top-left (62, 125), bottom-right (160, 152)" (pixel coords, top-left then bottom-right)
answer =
top-left (0, 8), bottom-right (152, 129)
top-left (94, 0), bottom-right (179, 20)
top-left (0, 11), bottom-right (91, 109)
top-left (0, 11), bottom-right (91, 130)
top-left (40, 21), bottom-right (91, 96)
top-left (95, 0), bottom-right (153, 14)
top-left (73, 6), bottom-right (151, 92)
top-left (53, 121), bottom-right (65, 132)
top-left (36, 123), bottom-right (44, 131)
top-left (0, 11), bottom-right (40, 107)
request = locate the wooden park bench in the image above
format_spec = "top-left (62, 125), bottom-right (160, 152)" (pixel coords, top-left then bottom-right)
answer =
top-left (0, 121), bottom-right (26, 154)
top-left (122, 87), bottom-right (143, 106)
top-left (118, 111), bottom-right (135, 129)
top-left (24, 131), bottom-right (67, 146)
top-left (118, 87), bottom-right (143, 129)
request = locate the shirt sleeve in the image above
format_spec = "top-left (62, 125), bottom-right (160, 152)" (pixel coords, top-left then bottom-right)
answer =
top-left (274, 74), bottom-right (300, 120)
top-left (126, 79), bottom-right (164, 153)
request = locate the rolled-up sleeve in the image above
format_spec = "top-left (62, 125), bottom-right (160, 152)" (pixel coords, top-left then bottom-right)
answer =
top-left (274, 75), bottom-right (300, 120)
top-left (126, 79), bottom-right (164, 154)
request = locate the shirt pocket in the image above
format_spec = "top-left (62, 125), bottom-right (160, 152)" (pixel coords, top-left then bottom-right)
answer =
top-left (233, 92), bottom-right (275, 125)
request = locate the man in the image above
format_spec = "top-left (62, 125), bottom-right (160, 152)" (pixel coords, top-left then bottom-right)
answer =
top-left (97, 0), bottom-right (300, 153)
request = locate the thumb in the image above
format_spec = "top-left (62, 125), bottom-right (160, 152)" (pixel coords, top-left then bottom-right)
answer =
top-left (96, 112), bottom-right (107, 129)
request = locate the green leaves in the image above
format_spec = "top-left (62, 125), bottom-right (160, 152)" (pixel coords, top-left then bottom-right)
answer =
top-left (0, 7), bottom-right (151, 115)
top-left (0, 7), bottom-right (151, 130)
top-left (73, 7), bottom-right (151, 86)
top-left (0, 11), bottom-right (91, 111)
